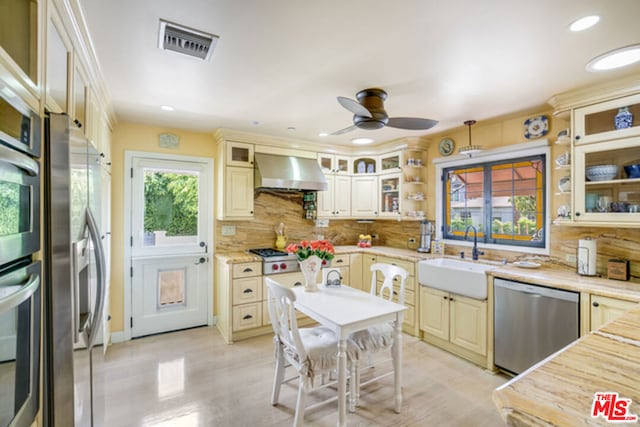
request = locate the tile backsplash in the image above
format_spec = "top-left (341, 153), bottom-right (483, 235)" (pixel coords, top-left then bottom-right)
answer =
top-left (215, 189), bottom-right (640, 281)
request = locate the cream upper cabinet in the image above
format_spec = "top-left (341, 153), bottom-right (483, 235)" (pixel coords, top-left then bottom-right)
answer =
top-left (317, 153), bottom-right (350, 174)
top-left (317, 174), bottom-right (351, 217)
top-left (0, 0), bottom-right (39, 86)
top-left (379, 151), bottom-right (402, 174)
top-left (590, 294), bottom-right (637, 331)
top-left (226, 141), bottom-right (254, 167)
top-left (73, 59), bottom-right (88, 130)
top-left (223, 167), bottom-right (254, 218)
top-left (351, 175), bottom-right (378, 217)
top-left (217, 140), bottom-right (255, 220)
top-left (573, 136), bottom-right (640, 224)
top-left (378, 173), bottom-right (402, 218)
top-left (574, 93), bottom-right (640, 145)
top-left (46, 9), bottom-right (71, 113)
top-left (353, 156), bottom-right (377, 174)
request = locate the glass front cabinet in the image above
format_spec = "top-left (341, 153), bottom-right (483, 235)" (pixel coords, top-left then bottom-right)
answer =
top-left (379, 151), bottom-right (402, 174)
top-left (573, 136), bottom-right (640, 224)
top-left (574, 93), bottom-right (640, 145)
top-left (378, 173), bottom-right (401, 217)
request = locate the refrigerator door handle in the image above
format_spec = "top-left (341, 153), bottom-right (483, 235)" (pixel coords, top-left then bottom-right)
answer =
top-left (0, 273), bottom-right (40, 314)
top-left (85, 207), bottom-right (106, 350)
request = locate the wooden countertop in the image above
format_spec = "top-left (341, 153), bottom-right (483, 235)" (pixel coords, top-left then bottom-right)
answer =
top-left (493, 305), bottom-right (640, 426)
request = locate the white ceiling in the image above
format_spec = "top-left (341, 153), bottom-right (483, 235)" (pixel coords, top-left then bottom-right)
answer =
top-left (79, 0), bottom-right (640, 146)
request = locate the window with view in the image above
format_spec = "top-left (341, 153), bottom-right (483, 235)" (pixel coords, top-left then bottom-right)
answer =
top-left (443, 155), bottom-right (546, 248)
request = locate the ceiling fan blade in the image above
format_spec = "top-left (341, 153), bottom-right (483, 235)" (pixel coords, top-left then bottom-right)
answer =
top-left (386, 117), bottom-right (438, 130)
top-left (337, 96), bottom-right (373, 118)
top-left (330, 125), bottom-right (358, 135)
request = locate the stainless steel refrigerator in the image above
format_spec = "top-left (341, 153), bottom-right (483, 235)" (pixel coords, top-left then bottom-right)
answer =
top-left (43, 113), bottom-right (107, 426)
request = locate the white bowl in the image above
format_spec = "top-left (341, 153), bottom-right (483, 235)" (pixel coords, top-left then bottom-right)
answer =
top-left (586, 165), bottom-right (618, 181)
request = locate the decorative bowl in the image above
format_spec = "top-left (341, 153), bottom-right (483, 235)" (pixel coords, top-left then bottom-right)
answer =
top-left (558, 176), bottom-right (571, 192)
top-left (585, 165), bottom-right (618, 181)
top-left (624, 164), bottom-right (640, 179)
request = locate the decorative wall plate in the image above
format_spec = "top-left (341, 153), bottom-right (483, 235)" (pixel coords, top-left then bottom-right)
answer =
top-left (439, 138), bottom-right (455, 156)
top-left (524, 115), bottom-right (549, 139)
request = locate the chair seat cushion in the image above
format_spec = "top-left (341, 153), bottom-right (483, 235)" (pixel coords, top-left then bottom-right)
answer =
top-left (295, 326), bottom-right (339, 378)
top-left (349, 322), bottom-right (394, 356)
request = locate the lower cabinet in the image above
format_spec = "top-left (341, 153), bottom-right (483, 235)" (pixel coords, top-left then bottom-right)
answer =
top-left (420, 286), bottom-right (488, 366)
top-left (590, 294), bottom-right (637, 331)
top-left (215, 259), bottom-right (314, 343)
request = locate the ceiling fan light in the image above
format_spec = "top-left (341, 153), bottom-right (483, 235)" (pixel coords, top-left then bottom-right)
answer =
top-left (586, 45), bottom-right (640, 71)
top-left (569, 15), bottom-right (600, 32)
top-left (351, 137), bottom-right (374, 145)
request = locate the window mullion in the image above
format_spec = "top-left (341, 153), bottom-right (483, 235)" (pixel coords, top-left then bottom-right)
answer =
top-left (483, 165), bottom-right (492, 244)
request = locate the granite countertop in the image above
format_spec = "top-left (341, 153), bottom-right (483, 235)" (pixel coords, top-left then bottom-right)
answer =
top-left (215, 245), bottom-right (640, 302)
top-left (493, 305), bottom-right (640, 426)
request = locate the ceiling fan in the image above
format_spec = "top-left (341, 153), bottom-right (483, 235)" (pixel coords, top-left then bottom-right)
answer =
top-left (331, 88), bottom-right (438, 135)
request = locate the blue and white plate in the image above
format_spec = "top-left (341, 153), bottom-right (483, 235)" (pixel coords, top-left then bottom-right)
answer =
top-left (524, 115), bottom-right (549, 139)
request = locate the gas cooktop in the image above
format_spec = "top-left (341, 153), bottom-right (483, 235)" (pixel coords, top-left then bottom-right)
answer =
top-left (248, 248), bottom-right (288, 258)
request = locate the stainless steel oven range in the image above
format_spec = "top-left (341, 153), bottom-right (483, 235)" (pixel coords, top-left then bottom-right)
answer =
top-left (248, 248), bottom-right (300, 275)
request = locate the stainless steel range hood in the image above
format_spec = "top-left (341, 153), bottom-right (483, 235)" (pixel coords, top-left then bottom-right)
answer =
top-left (254, 153), bottom-right (328, 191)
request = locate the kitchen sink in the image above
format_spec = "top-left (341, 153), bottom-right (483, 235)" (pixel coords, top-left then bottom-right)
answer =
top-left (418, 258), bottom-right (497, 300)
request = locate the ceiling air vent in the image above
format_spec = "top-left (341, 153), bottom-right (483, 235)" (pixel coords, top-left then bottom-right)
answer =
top-left (158, 19), bottom-right (219, 61)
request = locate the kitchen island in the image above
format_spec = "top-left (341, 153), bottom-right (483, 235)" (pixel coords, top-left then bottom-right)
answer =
top-left (493, 304), bottom-right (640, 426)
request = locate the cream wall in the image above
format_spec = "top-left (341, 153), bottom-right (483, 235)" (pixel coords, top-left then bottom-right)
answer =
top-left (110, 122), bottom-right (216, 332)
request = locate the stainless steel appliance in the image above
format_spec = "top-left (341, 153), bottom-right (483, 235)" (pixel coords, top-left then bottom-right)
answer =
top-left (0, 91), bottom-right (41, 427)
top-left (43, 113), bottom-right (107, 427)
top-left (0, 83), bottom-right (41, 157)
top-left (0, 260), bottom-right (41, 427)
top-left (494, 278), bottom-right (579, 375)
top-left (0, 97), bottom-right (41, 267)
top-left (248, 248), bottom-right (300, 275)
top-left (417, 220), bottom-right (433, 253)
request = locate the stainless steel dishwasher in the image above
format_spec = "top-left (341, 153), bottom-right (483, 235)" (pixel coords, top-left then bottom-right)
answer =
top-left (494, 278), bottom-right (579, 375)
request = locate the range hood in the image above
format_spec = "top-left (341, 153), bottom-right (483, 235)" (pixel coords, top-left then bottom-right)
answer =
top-left (254, 153), bottom-right (328, 191)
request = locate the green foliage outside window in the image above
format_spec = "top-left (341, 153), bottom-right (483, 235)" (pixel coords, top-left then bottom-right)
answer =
top-left (144, 172), bottom-right (198, 236)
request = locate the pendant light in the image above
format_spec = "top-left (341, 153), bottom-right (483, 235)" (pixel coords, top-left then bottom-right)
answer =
top-left (459, 120), bottom-right (482, 156)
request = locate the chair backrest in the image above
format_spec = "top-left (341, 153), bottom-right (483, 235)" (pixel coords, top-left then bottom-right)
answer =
top-left (265, 278), bottom-right (307, 364)
top-left (369, 263), bottom-right (408, 305)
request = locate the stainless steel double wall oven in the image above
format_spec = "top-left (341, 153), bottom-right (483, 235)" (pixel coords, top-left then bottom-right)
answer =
top-left (0, 88), bottom-right (42, 427)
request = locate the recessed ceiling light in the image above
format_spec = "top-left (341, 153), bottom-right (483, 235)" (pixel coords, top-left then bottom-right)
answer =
top-left (251, 120), bottom-right (261, 126)
top-left (351, 137), bottom-right (374, 145)
top-left (318, 132), bottom-right (329, 137)
top-left (160, 105), bottom-right (174, 111)
top-left (287, 126), bottom-right (296, 131)
top-left (569, 15), bottom-right (600, 32)
top-left (586, 44), bottom-right (640, 71)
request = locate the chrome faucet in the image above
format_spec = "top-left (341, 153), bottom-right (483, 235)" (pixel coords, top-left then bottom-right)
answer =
top-left (464, 225), bottom-right (484, 260)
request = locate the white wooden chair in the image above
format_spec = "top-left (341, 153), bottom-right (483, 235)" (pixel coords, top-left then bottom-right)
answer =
top-left (266, 277), bottom-right (355, 426)
top-left (348, 263), bottom-right (408, 407)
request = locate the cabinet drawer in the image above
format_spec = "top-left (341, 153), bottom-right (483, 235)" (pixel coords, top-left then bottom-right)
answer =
top-left (330, 254), bottom-right (350, 267)
top-left (233, 303), bottom-right (262, 331)
top-left (376, 256), bottom-right (415, 276)
top-left (232, 262), bottom-right (262, 278)
top-left (232, 276), bottom-right (263, 305)
top-left (263, 272), bottom-right (305, 290)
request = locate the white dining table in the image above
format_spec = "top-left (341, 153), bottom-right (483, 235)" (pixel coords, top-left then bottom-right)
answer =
top-left (292, 284), bottom-right (407, 427)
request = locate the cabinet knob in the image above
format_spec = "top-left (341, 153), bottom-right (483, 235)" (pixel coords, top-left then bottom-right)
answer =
top-left (336, 259), bottom-right (343, 264)
top-left (443, 296), bottom-right (448, 300)
top-left (575, 135), bottom-right (581, 140)
top-left (592, 301), bottom-right (599, 307)
top-left (575, 212), bottom-right (581, 217)
top-left (242, 314), bottom-right (253, 320)
top-left (243, 288), bottom-right (253, 294)
top-left (294, 281), bottom-right (303, 287)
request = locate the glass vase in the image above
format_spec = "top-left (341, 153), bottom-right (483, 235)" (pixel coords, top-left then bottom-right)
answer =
top-left (299, 255), bottom-right (322, 292)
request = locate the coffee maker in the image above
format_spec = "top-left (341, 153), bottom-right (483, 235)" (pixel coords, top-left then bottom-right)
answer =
top-left (417, 220), bottom-right (433, 253)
